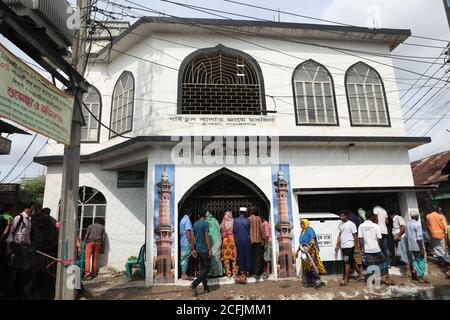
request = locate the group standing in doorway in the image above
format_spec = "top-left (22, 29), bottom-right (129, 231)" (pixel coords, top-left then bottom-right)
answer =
top-left (181, 206), bottom-right (272, 295)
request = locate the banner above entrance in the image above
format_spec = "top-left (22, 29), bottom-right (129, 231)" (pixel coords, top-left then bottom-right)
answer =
top-left (167, 114), bottom-right (276, 127)
top-left (0, 44), bottom-right (74, 145)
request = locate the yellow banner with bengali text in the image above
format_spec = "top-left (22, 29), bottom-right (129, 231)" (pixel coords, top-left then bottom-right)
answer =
top-left (0, 43), bottom-right (74, 145)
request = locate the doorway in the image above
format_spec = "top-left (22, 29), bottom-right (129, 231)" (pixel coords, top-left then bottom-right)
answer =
top-left (178, 168), bottom-right (270, 278)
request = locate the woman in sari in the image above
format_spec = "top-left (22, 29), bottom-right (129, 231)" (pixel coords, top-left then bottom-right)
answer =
top-left (220, 211), bottom-right (238, 277)
top-left (296, 218), bottom-right (326, 288)
top-left (206, 211), bottom-right (223, 276)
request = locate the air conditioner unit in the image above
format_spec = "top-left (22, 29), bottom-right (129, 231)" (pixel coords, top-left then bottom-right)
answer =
top-left (4, 0), bottom-right (75, 48)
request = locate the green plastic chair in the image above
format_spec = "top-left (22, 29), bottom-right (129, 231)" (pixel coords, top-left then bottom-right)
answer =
top-left (125, 244), bottom-right (146, 281)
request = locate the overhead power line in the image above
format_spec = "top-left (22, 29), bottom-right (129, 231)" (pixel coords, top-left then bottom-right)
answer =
top-left (0, 134), bottom-right (38, 183)
top-left (98, 1), bottom-right (447, 85)
top-left (162, 0), bottom-right (446, 65)
top-left (118, 0), bottom-right (449, 83)
top-left (223, 0), bottom-right (450, 44)
top-left (76, 0), bottom-right (450, 138)
top-left (8, 139), bottom-right (49, 183)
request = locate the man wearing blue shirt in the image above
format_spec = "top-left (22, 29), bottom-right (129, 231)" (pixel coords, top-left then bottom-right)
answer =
top-left (179, 212), bottom-right (194, 280)
top-left (406, 210), bottom-right (427, 283)
top-left (191, 211), bottom-right (211, 296)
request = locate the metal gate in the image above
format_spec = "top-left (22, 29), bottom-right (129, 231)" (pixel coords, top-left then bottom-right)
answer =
top-left (178, 168), bottom-right (271, 278)
top-left (179, 170), bottom-right (270, 221)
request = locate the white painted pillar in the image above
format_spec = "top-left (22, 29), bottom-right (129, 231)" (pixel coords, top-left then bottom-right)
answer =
top-left (173, 167), bottom-right (179, 286)
top-left (398, 191), bottom-right (419, 221)
top-left (270, 195), bottom-right (278, 280)
top-left (291, 191), bottom-right (301, 277)
top-left (145, 154), bottom-right (155, 287)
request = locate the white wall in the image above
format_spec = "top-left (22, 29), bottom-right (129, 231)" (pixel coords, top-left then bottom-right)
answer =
top-left (398, 191), bottom-right (419, 220)
top-left (285, 146), bottom-right (415, 188)
top-left (43, 163), bottom-right (146, 269)
top-left (44, 30), bottom-right (407, 156)
top-left (40, 25), bottom-right (419, 279)
top-left (42, 140), bottom-right (416, 272)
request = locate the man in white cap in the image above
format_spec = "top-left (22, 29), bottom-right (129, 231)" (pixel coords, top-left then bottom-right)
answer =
top-left (233, 207), bottom-right (251, 280)
top-left (406, 210), bottom-right (428, 283)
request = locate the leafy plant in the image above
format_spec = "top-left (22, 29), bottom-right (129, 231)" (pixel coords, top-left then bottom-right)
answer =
top-left (18, 176), bottom-right (45, 206)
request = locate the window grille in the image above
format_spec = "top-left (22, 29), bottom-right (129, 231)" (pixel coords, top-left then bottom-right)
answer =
top-left (110, 71), bottom-right (134, 136)
top-left (346, 62), bottom-right (390, 126)
top-left (81, 86), bottom-right (101, 142)
top-left (180, 48), bottom-right (264, 115)
top-left (293, 60), bottom-right (338, 125)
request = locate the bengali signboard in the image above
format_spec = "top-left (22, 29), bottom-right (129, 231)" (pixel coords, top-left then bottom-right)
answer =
top-left (168, 114), bottom-right (276, 127)
top-left (0, 136), bottom-right (12, 155)
top-left (0, 44), bottom-right (74, 145)
top-left (117, 171), bottom-right (145, 188)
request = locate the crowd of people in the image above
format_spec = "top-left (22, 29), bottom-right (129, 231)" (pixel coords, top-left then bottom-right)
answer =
top-left (0, 203), bottom-right (58, 299)
top-left (183, 204), bottom-right (450, 295)
top-left (1, 200), bottom-right (448, 299)
top-left (0, 202), bottom-right (107, 300)
top-left (179, 207), bottom-right (272, 296)
top-left (333, 204), bottom-right (450, 287)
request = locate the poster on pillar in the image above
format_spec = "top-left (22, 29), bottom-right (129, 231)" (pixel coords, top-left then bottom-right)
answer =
top-left (271, 164), bottom-right (297, 278)
top-left (153, 164), bottom-right (175, 283)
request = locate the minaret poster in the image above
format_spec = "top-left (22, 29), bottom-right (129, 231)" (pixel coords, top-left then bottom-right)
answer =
top-left (271, 164), bottom-right (297, 278)
top-left (153, 164), bottom-right (175, 283)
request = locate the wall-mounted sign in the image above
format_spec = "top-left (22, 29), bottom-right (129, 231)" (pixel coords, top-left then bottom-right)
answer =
top-left (0, 136), bottom-right (11, 155)
top-left (316, 234), bottom-right (333, 247)
top-left (0, 44), bottom-right (74, 145)
top-left (117, 171), bottom-right (145, 188)
top-left (167, 114), bottom-right (276, 127)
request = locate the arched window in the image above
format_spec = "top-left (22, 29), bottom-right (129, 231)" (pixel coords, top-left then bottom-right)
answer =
top-left (77, 186), bottom-right (106, 239)
top-left (292, 60), bottom-right (338, 125)
top-left (345, 62), bottom-right (390, 126)
top-left (81, 86), bottom-right (101, 142)
top-left (178, 45), bottom-right (266, 115)
top-left (110, 71), bottom-right (134, 137)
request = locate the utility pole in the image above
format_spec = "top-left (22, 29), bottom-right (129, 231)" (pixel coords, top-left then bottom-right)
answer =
top-left (55, 0), bottom-right (90, 300)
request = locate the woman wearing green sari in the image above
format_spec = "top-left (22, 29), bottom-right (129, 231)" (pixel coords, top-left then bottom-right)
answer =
top-left (206, 211), bottom-right (223, 276)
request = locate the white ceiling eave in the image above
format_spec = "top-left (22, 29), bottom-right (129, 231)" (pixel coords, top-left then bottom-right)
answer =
top-left (92, 21), bottom-right (409, 61)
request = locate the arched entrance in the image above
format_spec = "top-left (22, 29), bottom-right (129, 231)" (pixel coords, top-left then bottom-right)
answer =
top-left (178, 168), bottom-right (270, 278)
top-left (179, 168), bottom-right (270, 220)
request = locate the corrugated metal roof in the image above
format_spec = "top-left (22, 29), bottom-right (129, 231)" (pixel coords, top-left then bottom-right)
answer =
top-left (0, 119), bottom-right (30, 135)
top-left (411, 150), bottom-right (450, 186)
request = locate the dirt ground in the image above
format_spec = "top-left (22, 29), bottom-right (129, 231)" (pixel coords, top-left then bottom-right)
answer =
top-left (82, 263), bottom-right (450, 300)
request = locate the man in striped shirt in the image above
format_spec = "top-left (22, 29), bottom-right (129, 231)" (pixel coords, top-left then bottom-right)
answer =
top-left (5, 203), bottom-right (35, 299)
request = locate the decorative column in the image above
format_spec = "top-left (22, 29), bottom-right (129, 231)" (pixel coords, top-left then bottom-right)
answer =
top-left (154, 168), bottom-right (173, 282)
top-left (274, 169), bottom-right (296, 278)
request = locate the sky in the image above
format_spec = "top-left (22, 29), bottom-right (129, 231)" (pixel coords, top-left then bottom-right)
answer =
top-left (0, 0), bottom-right (449, 182)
